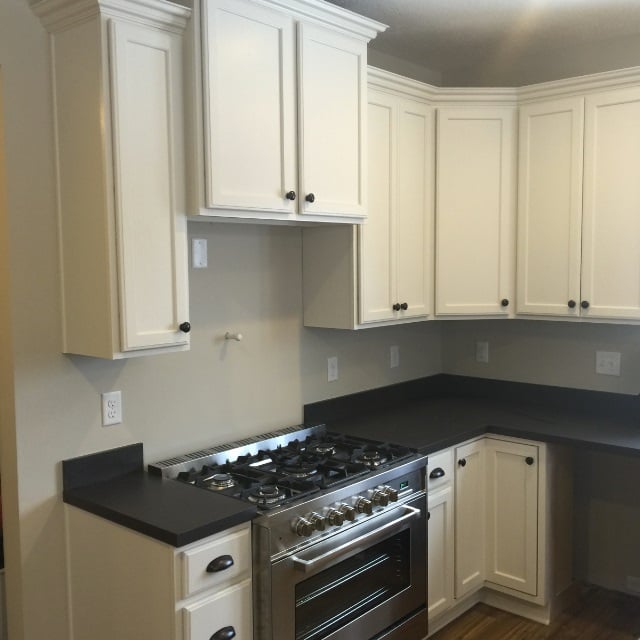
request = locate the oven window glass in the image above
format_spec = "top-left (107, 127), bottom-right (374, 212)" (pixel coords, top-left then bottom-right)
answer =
top-left (294, 529), bottom-right (411, 640)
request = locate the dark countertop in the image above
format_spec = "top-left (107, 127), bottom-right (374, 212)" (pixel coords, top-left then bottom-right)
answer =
top-left (63, 376), bottom-right (640, 548)
top-left (321, 396), bottom-right (640, 457)
top-left (62, 444), bottom-right (256, 547)
top-left (305, 375), bottom-right (640, 458)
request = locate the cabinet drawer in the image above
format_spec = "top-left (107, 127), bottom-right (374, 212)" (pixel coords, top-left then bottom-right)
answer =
top-left (181, 526), bottom-right (251, 598)
top-left (183, 578), bottom-right (252, 640)
top-left (426, 449), bottom-right (453, 492)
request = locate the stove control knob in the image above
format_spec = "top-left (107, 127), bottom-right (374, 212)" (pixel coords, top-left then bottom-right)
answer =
top-left (293, 517), bottom-right (314, 537)
top-left (354, 497), bottom-right (373, 515)
top-left (370, 489), bottom-right (389, 507)
top-left (325, 508), bottom-right (345, 527)
top-left (382, 485), bottom-right (399, 502)
top-left (338, 503), bottom-right (356, 522)
top-left (307, 512), bottom-right (327, 532)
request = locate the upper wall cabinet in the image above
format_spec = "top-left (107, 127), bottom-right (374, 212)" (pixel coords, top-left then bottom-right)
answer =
top-left (34, 0), bottom-right (191, 359)
top-left (435, 107), bottom-right (517, 317)
top-left (192, 0), bottom-right (386, 224)
top-left (517, 86), bottom-right (640, 320)
top-left (516, 97), bottom-right (585, 316)
top-left (302, 70), bottom-right (434, 329)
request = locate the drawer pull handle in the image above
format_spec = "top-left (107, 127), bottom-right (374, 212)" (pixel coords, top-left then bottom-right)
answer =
top-left (210, 627), bottom-right (236, 640)
top-left (429, 467), bottom-right (445, 479)
top-left (206, 555), bottom-right (234, 573)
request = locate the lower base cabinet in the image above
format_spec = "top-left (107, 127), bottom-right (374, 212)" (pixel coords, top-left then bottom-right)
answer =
top-left (65, 507), bottom-right (253, 640)
top-left (428, 435), bottom-right (572, 633)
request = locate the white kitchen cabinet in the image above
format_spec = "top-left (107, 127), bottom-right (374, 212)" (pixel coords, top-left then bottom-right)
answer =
top-left (194, 0), bottom-right (385, 224)
top-left (581, 86), bottom-right (640, 320)
top-left (303, 69), bottom-right (434, 328)
top-left (485, 438), bottom-right (539, 596)
top-left (66, 507), bottom-right (252, 640)
top-left (454, 438), bottom-right (486, 598)
top-left (36, 0), bottom-right (191, 359)
top-left (427, 449), bottom-right (454, 621)
top-left (517, 97), bottom-right (585, 316)
top-left (435, 107), bottom-right (517, 316)
top-left (518, 86), bottom-right (640, 321)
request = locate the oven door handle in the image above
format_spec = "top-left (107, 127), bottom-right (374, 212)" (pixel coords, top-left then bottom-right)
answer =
top-left (291, 505), bottom-right (422, 573)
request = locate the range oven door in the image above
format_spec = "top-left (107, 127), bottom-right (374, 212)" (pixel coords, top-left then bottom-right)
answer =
top-left (269, 492), bottom-right (427, 640)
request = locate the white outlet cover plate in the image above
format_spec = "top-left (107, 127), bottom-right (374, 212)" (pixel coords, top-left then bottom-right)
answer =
top-left (101, 390), bottom-right (122, 426)
top-left (595, 351), bottom-right (621, 376)
top-left (476, 341), bottom-right (489, 363)
top-left (327, 356), bottom-right (338, 382)
top-left (390, 345), bottom-right (400, 368)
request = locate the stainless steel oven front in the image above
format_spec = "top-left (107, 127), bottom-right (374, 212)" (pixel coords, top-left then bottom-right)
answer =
top-left (253, 489), bottom-right (427, 640)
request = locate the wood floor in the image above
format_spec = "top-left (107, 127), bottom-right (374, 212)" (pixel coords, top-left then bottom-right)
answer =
top-left (431, 585), bottom-right (640, 639)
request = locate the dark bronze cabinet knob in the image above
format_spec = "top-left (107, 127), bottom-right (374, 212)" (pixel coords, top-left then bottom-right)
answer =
top-left (458, 458), bottom-right (467, 467)
top-left (305, 193), bottom-right (315, 203)
top-left (400, 302), bottom-right (408, 310)
top-left (501, 299), bottom-right (509, 307)
top-left (581, 300), bottom-right (590, 309)
top-left (285, 190), bottom-right (296, 200)
top-left (179, 322), bottom-right (191, 333)
top-left (568, 300), bottom-right (576, 309)
top-left (392, 303), bottom-right (401, 311)
top-left (525, 456), bottom-right (535, 466)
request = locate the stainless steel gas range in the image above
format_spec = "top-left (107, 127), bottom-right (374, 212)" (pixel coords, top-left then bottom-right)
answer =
top-left (149, 424), bottom-right (428, 640)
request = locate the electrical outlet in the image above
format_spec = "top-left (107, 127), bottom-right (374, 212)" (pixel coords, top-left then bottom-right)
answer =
top-left (327, 356), bottom-right (338, 382)
top-left (595, 351), bottom-right (621, 376)
top-left (390, 345), bottom-right (400, 368)
top-left (101, 391), bottom-right (122, 426)
top-left (476, 341), bottom-right (489, 363)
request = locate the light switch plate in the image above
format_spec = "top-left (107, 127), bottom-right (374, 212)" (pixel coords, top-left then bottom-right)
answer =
top-left (327, 356), bottom-right (338, 382)
top-left (192, 238), bottom-right (208, 268)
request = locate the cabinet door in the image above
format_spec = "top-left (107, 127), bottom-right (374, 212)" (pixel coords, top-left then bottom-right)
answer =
top-left (202, 0), bottom-right (297, 213)
top-left (455, 439), bottom-right (486, 598)
top-left (298, 22), bottom-right (366, 218)
top-left (428, 485), bottom-right (454, 620)
top-left (436, 107), bottom-right (516, 315)
top-left (485, 439), bottom-right (538, 596)
top-left (395, 97), bottom-right (434, 319)
top-left (360, 90), bottom-right (396, 323)
top-left (110, 21), bottom-right (189, 351)
top-left (517, 98), bottom-right (584, 316)
top-left (582, 86), bottom-right (640, 319)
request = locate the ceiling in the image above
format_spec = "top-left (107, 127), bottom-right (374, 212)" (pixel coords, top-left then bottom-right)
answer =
top-left (325, 0), bottom-right (640, 86)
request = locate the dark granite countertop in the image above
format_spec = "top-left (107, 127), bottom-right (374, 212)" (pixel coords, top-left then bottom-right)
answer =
top-left (304, 375), bottom-right (640, 458)
top-left (62, 444), bottom-right (256, 547)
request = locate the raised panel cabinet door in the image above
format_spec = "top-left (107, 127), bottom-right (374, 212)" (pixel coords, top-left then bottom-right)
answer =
top-left (298, 22), bottom-right (366, 218)
top-left (455, 439), bottom-right (486, 598)
top-left (485, 439), bottom-right (538, 596)
top-left (582, 86), bottom-right (640, 319)
top-left (517, 98), bottom-right (584, 316)
top-left (202, 0), bottom-right (297, 213)
top-left (436, 107), bottom-right (516, 316)
top-left (428, 485), bottom-right (454, 620)
top-left (359, 90), bottom-right (396, 323)
top-left (395, 97), bottom-right (434, 319)
top-left (109, 20), bottom-right (189, 352)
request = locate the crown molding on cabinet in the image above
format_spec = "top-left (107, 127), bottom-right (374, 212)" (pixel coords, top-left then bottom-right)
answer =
top-left (262, 0), bottom-right (387, 41)
top-left (369, 64), bottom-right (640, 106)
top-left (32, 0), bottom-right (191, 33)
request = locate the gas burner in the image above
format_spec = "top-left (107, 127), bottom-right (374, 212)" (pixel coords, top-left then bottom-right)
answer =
top-left (208, 473), bottom-right (236, 490)
top-left (281, 463), bottom-right (318, 479)
top-left (247, 484), bottom-right (286, 507)
top-left (354, 449), bottom-right (388, 469)
top-left (306, 442), bottom-right (336, 457)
